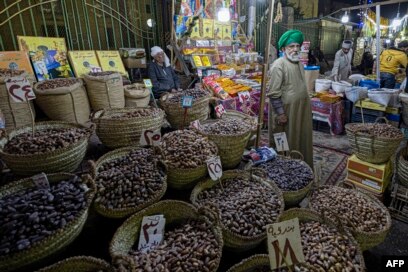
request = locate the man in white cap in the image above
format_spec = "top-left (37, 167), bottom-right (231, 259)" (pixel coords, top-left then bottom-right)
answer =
top-left (148, 46), bottom-right (181, 98)
top-left (331, 40), bottom-right (353, 81)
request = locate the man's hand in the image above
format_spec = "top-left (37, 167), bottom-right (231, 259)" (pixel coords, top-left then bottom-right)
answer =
top-left (277, 114), bottom-right (288, 125)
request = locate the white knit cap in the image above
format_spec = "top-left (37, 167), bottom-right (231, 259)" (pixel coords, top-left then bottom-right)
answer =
top-left (151, 46), bottom-right (170, 67)
top-left (342, 40), bottom-right (352, 49)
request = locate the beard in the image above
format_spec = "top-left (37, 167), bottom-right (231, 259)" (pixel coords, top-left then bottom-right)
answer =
top-left (285, 51), bottom-right (300, 62)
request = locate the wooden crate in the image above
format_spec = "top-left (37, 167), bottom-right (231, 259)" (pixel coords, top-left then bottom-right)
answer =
top-left (389, 183), bottom-right (408, 223)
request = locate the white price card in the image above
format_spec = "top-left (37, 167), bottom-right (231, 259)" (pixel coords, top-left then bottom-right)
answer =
top-left (207, 156), bottom-right (223, 181)
top-left (214, 104), bottom-right (226, 118)
top-left (143, 79), bottom-right (153, 88)
top-left (182, 95), bottom-right (194, 108)
top-left (138, 215), bottom-right (166, 253)
top-left (91, 66), bottom-right (102, 73)
top-left (273, 132), bottom-right (289, 152)
top-left (238, 91), bottom-right (251, 103)
top-left (190, 120), bottom-right (202, 130)
top-left (140, 128), bottom-right (161, 146)
top-left (197, 69), bottom-right (203, 77)
top-left (267, 218), bottom-right (305, 270)
top-left (32, 172), bottom-right (50, 189)
top-left (6, 77), bottom-right (35, 102)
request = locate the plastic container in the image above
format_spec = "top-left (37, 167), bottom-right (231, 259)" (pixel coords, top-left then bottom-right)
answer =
top-left (304, 66), bottom-right (320, 93)
top-left (315, 79), bottom-right (332, 93)
top-left (332, 81), bottom-right (352, 94)
top-left (359, 79), bottom-right (380, 90)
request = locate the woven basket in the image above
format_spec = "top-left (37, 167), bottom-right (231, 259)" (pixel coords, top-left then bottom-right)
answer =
top-left (309, 185), bottom-right (392, 251)
top-left (92, 107), bottom-right (165, 149)
top-left (345, 119), bottom-right (403, 164)
top-left (277, 208), bottom-right (366, 271)
top-left (33, 79), bottom-right (91, 124)
top-left (160, 92), bottom-right (211, 129)
top-left (109, 200), bottom-right (223, 271)
top-left (401, 100), bottom-right (408, 125)
top-left (36, 256), bottom-right (112, 272)
top-left (124, 83), bottom-right (150, 108)
top-left (194, 119), bottom-right (251, 169)
top-left (90, 146), bottom-right (167, 218)
top-left (396, 145), bottom-right (408, 186)
top-left (0, 121), bottom-right (93, 176)
top-left (190, 170), bottom-right (284, 251)
top-left (0, 173), bottom-right (95, 272)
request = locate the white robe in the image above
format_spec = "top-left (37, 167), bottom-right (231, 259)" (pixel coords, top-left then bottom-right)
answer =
top-left (331, 49), bottom-right (353, 81)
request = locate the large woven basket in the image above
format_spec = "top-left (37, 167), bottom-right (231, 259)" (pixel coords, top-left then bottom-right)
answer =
top-left (92, 107), bottom-right (165, 149)
top-left (309, 185), bottom-right (392, 251)
top-left (345, 120), bottom-right (403, 164)
top-left (0, 173), bottom-right (95, 272)
top-left (396, 144), bottom-right (408, 186)
top-left (277, 208), bottom-right (366, 271)
top-left (90, 146), bottom-right (167, 218)
top-left (194, 119), bottom-right (251, 169)
top-left (36, 256), bottom-right (112, 272)
top-left (0, 121), bottom-right (93, 176)
top-left (190, 170), bottom-right (284, 251)
top-left (160, 92), bottom-right (211, 129)
top-left (109, 200), bottom-right (223, 271)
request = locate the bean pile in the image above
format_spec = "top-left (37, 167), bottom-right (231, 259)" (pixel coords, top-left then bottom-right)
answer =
top-left (88, 71), bottom-right (118, 77)
top-left (109, 108), bottom-right (162, 119)
top-left (94, 148), bottom-right (165, 210)
top-left (299, 221), bottom-right (362, 271)
top-left (123, 220), bottom-right (220, 272)
top-left (347, 123), bottom-right (402, 139)
top-left (35, 78), bottom-right (80, 90)
top-left (0, 68), bottom-right (25, 77)
top-left (196, 176), bottom-right (282, 237)
top-left (167, 88), bottom-right (210, 103)
top-left (200, 119), bottom-right (251, 135)
top-left (161, 130), bottom-right (217, 169)
top-left (257, 157), bottom-right (313, 191)
top-left (3, 128), bottom-right (88, 155)
top-left (310, 187), bottom-right (389, 233)
top-left (0, 177), bottom-right (88, 256)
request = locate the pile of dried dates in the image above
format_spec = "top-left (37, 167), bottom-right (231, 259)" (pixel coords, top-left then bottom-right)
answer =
top-left (0, 68), bottom-right (26, 77)
top-left (166, 88), bottom-right (209, 103)
top-left (88, 71), bottom-right (118, 77)
top-left (200, 119), bottom-right (251, 135)
top-left (109, 108), bottom-right (163, 119)
top-left (347, 123), bottom-right (402, 139)
top-left (35, 78), bottom-right (80, 90)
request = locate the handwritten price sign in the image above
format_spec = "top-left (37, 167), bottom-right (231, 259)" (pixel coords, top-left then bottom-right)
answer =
top-left (273, 132), bottom-right (289, 152)
top-left (32, 172), bottom-right (50, 190)
top-left (190, 120), bottom-right (202, 130)
top-left (207, 156), bottom-right (222, 181)
top-left (238, 91), bottom-right (251, 103)
top-left (138, 215), bottom-right (166, 253)
top-left (6, 77), bottom-right (35, 102)
top-left (215, 104), bottom-right (226, 118)
top-left (139, 129), bottom-right (161, 146)
top-left (267, 218), bottom-right (305, 270)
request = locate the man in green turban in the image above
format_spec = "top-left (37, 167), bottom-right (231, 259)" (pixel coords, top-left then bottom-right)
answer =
top-left (266, 29), bottom-right (313, 168)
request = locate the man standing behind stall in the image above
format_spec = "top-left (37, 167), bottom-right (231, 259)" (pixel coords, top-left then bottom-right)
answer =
top-left (331, 40), bottom-right (353, 81)
top-left (379, 40), bottom-right (408, 88)
top-left (148, 46), bottom-right (181, 99)
top-left (266, 29), bottom-right (313, 169)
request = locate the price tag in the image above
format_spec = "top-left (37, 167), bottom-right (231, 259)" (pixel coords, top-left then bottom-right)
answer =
top-left (197, 69), bottom-right (203, 77)
top-left (190, 119), bottom-right (202, 130)
top-left (238, 91), bottom-right (251, 103)
top-left (32, 172), bottom-right (50, 190)
top-left (91, 66), bottom-right (102, 73)
top-left (182, 96), bottom-right (194, 108)
top-left (215, 104), bottom-right (226, 118)
top-left (5, 77), bottom-right (35, 102)
top-left (140, 129), bottom-right (161, 146)
top-left (267, 218), bottom-right (305, 270)
top-left (138, 215), bottom-right (166, 253)
top-left (273, 132), bottom-right (289, 152)
top-left (207, 156), bottom-right (223, 181)
top-left (143, 79), bottom-right (153, 88)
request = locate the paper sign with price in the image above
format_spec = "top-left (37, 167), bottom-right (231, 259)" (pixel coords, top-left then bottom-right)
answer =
top-left (273, 132), bottom-right (289, 152)
top-left (143, 79), bottom-right (153, 88)
top-left (238, 91), bottom-right (251, 103)
top-left (6, 77), bottom-right (35, 102)
top-left (267, 218), bottom-right (305, 270)
top-left (139, 129), bottom-right (161, 146)
top-left (91, 66), bottom-right (102, 73)
top-left (215, 104), bottom-right (226, 118)
top-left (207, 156), bottom-right (222, 181)
top-left (197, 69), bottom-right (203, 77)
top-left (32, 172), bottom-right (50, 189)
top-left (190, 120), bottom-right (202, 130)
top-left (182, 96), bottom-right (194, 108)
top-left (138, 215), bottom-right (166, 253)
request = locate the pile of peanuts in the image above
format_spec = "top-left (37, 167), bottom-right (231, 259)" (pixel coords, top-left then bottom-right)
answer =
top-left (35, 78), bottom-right (80, 90)
top-left (347, 123), bottom-right (402, 139)
top-left (88, 71), bottom-right (118, 77)
top-left (0, 68), bottom-right (25, 77)
top-left (196, 176), bottom-right (282, 237)
top-left (109, 108), bottom-right (162, 119)
top-left (0, 177), bottom-right (88, 256)
top-left (200, 119), bottom-right (251, 135)
top-left (160, 130), bottom-right (217, 169)
top-left (95, 148), bottom-right (165, 210)
top-left (310, 186), bottom-right (389, 233)
top-left (3, 128), bottom-right (88, 155)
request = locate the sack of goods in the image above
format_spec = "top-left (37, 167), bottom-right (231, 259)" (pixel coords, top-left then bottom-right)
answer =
top-left (331, 80), bottom-right (352, 94)
top-left (345, 86), bottom-right (368, 103)
top-left (368, 88), bottom-right (401, 107)
top-left (314, 79), bottom-right (332, 93)
top-left (124, 83), bottom-right (150, 108)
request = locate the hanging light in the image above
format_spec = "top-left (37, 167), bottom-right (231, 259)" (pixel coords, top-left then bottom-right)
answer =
top-left (341, 11), bottom-right (349, 23)
top-left (218, 7), bottom-right (231, 22)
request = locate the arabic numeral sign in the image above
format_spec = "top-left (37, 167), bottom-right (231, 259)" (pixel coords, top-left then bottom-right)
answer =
top-left (206, 156), bottom-right (222, 181)
top-left (138, 215), bottom-right (166, 253)
top-left (182, 96), bottom-right (194, 108)
top-left (214, 104), bottom-right (226, 118)
top-left (139, 129), bottom-right (161, 146)
top-left (238, 91), bottom-right (251, 103)
top-left (273, 132), bottom-right (289, 152)
top-left (6, 77), bottom-right (35, 102)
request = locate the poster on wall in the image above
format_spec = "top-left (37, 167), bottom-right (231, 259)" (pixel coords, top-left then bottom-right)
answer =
top-left (68, 51), bottom-right (100, 77)
top-left (95, 51), bottom-right (127, 76)
top-left (0, 51), bottom-right (35, 78)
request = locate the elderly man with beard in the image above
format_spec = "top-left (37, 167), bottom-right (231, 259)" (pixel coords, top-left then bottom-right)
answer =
top-left (331, 40), bottom-right (353, 81)
top-left (266, 30), bottom-right (313, 169)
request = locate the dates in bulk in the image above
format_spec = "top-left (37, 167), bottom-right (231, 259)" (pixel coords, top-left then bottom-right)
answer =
top-left (200, 119), bottom-right (251, 135)
top-left (35, 78), bottom-right (80, 90)
top-left (88, 71), bottom-right (117, 77)
top-left (161, 130), bottom-right (217, 169)
top-left (258, 157), bottom-right (313, 191)
top-left (167, 88), bottom-right (209, 103)
top-left (0, 177), bottom-right (88, 256)
top-left (311, 187), bottom-right (388, 233)
top-left (94, 149), bottom-right (165, 210)
top-left (110, 108), bottom-right (162, 119)
top-left (252, 266), bottom-right (309, 272)
top-left (0, 69), bottom-right (25, 77)
top-left (197, 176), bottom-right (282, 237)
top-left (347, 123), bottom-right (402, 138)
top-left (3, 128), bottom-right (88, 155)
top-left (121, 220), bottom-right (220, 272)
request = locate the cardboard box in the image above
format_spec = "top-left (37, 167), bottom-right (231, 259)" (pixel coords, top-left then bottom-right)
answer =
top-left (346, 170), bottom-right (391, 193)
top-left (122, 57), bottom-right (146, 69)
top-left (347, 154), bottom-right (392, 182)
top-left (119, 48), bottom-right (146, 58)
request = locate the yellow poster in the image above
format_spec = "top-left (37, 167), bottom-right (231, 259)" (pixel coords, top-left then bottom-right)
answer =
top-left (187, 17), bottom-right (201, 39)
top-left (201, 55), bottom-right (212, 67)
top-left (0, 51), bottom-right (35, 78)
top-left (192, 55), bottom-right (203, 67)
top-left (214, 22), bottom-right (224, 40)
top-left (17, 36), bottom-right (67, 54)
top-left (68, 51), bottom-right (100, 77)
top-left (95, 51), bottom-right (127, 76)
top-left (222, 24), bottom-right (232, 40)
top-left (202, 19), bottom-right (214, 39)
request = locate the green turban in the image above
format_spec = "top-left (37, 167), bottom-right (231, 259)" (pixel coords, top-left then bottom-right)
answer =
top-left (278, 30), bottom-right (304, 50)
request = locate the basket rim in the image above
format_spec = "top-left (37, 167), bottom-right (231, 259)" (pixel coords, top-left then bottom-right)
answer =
top-left (92, 107), bottom-right (165, 122)
top-left (36, 255), bottom-right (112, 272)
top-left (193, 119), bottom-right (252, 138)
top-left (345, 123), bottom-right (404, 141)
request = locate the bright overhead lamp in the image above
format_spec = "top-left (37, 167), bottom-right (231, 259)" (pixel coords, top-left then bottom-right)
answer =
top-left (217, 7), bottom-right (231, 22)
top-left (341, 11), bottom-right (349, 23)
top-left (392, 18), bottom-right (402, 29)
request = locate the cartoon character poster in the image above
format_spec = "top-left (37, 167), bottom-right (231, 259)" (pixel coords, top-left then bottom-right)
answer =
top-left (68, 51), bottom-right (100, 77)
top-left (0, 51), bottom-right (35, 78)
top-left (95, 51), bottom-right (127, 76)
